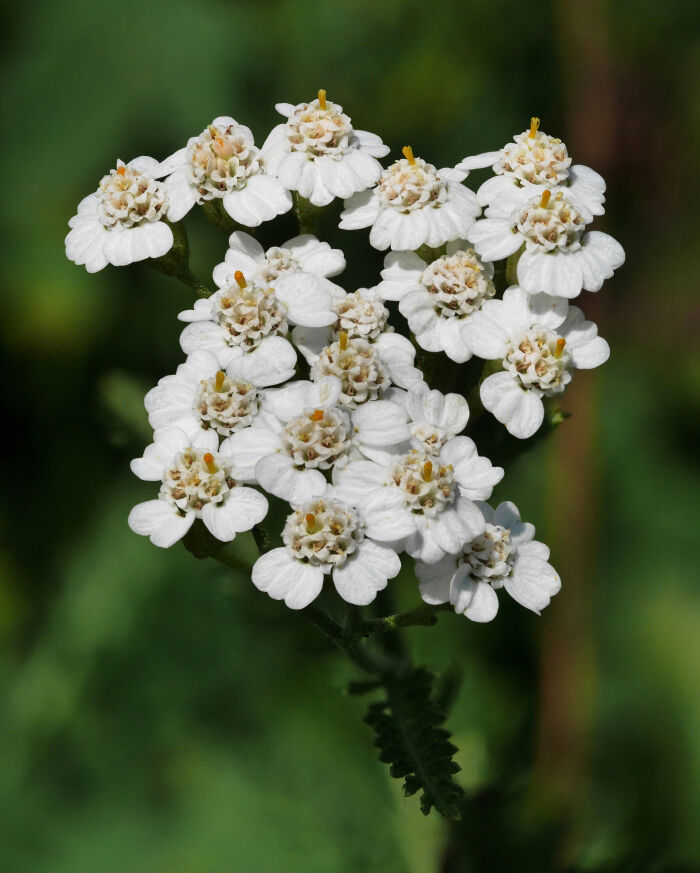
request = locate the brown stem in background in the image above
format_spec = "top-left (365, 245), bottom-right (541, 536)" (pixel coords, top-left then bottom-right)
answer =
top-left (534, 0), bottom-right (615, 860)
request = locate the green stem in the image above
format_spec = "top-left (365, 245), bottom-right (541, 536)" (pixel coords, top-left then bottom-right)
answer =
top-left (200, 199), bottom-right (244, 236)
top-left (150, 221), bottom-right (212, 297)
top-left (361, 603), bottom-right (450, 636)
top-left (293, 192), bottom-right (325, 236)
top-left (505, 243), bottom-right (525, 286)
top-left (303, 605), bottom-right (384, 675)
top-left (252, 523), bottom-right (272, 555)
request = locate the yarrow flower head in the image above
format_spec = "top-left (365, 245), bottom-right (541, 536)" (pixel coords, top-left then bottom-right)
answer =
top-left (224, 377), bottom-right (412, 504)
top-left (292, 326), bottom-right (421, 408)
top-left (65, 157), bottom-right (173, 272)
top-left (469, 188), bottom-right (625, 299)
top-left (339, 146), bottom-right (481, 251)
top-left (179, 268), bottom-right (337, 385)
top-left (377, 242), bottom-right (497, 362)
top-left (462, 286), bottom-right (610, 438)
top-left (333, 436), bottom-right (503, 564)
top-left (143, 350), bottom-right (282, 440)
top-left (128, 427), bottom-right (268, 547)
top-left (162, 117), bottom-right (292, 226)
top-left (252, 486), bottom-right (401, 609)
top-left (262, 90), bottom-right (390, 207)
top-left (416, 501), bottom-right (560, 622)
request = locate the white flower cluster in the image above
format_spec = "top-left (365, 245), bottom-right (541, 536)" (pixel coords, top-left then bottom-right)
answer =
top-left (68, 99), bottom-right (626, 623)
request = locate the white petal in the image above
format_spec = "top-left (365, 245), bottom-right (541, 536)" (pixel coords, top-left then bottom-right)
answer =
top-left (450, 571), bottom-right (499, 622)
top-left (517, 249), bottom-right (583, 299)
top-left (559, 306), bottom-right (610, 369)
top-left (375, 332), bottom-right (422, 389)
top-left (260, 124), bottom-right (290, 174)
top-left (332, 540), bottom-right (399, 605)
top-left (130, 427), bottom-right (190, 480)
top-left (128, 500), bottom-right (194, 548)
top-left (65, 216), bottom-right (108, 273)
top-left (290, 325), bottom-right (331, 365)
top-left (227, 336), bottom-right (297, 387)
top-left (103, 222), bottom-right (173, 267)
top-left (480, 373), bottom-right (544, 439)
top-left (505, 556), bottom-right (561, 614)
top-left (416, 555), bottom-right (457, 604)
top-left (352, 400), bottom-right (409, 446)
top-left (362, 488), bottom-right (416, 541)
top-left (442, 437), bottom-right (503, 500)
top-left (456, 150), bottom-right (501, 172)
top-left (352, 129), bottom-right (390, 158)
top-left (460, 309), bottom-right (510, 360)
top-left (165, 168), bottom-right (198, 222)
top-left (274, 273), bottom-right (336, 326)
top-left (256, 453), bottom-right (326, 504)
top-left (219, 428), bottom-right (281, 480)
top-left (576, 231), bottom-right (625, 292)
top-left (407, 383), bottom-right (469, 435)
top-left (469, 218), bottom-right (522, 261)
top-left (287, 235), bottom-right (346, 277)
top-left (339, 189), bottom-right (382, 230)
top-left (223, 174), bottom-right (292, 226)
top-left (331, 460), bottom-right (386, 504)
top-left (252, 548), bottom-right (324, 609)
top-left (201, 487), bottom-right (268, 541)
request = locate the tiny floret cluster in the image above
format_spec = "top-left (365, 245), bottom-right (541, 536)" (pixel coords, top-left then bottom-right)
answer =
top-left (68, 102), bottom-right (624, 628)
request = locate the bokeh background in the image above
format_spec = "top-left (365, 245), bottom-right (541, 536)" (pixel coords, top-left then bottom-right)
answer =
top-left (2, 0), bottom-right (699, 870)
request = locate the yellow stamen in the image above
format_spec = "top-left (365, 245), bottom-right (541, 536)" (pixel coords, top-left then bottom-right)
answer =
top-left (310, 409), bottom-right (324, 422)
top-left (116, 165), bottom-right (126, 176)
top-left (215, 370), bottom-right (226, 391)
top-left (402, 145), bottom-right (416, 165)
top-left (338, 331), bottom-right (348, 351)
top-left (203, 452), bottom-right (217, 473)
top-left (305, 513), bottom-right (316, 532)
top-left (529, 117), bottom-right (540, 138)
top-left (234, 270), bottom-right (247, 289)
top-left (539, 190), bottom-right (552, 208)
top-left (423, 461), bottom-right (433, 482)
top-left (208, 125), bottom-right (219, 137)
top-left (318, 89), bottom-right (327, 110)
top-left (554, 338), bottom-right (566, 358)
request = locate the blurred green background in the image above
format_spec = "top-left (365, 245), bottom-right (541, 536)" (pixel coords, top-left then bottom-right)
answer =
top-left (2, 0), bottom-right (699, 870)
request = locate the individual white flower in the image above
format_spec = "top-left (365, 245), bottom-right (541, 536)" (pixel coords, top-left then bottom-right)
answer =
top-left (377, 242), bottom-right (496, 362)
top-left (333, 438), bottom-right (503, 564)
top-left (363, 382), bottom-right (470, 463)
top-left (178, 269), bottom-right (336, 385)
top-left (292, 327), bottom-right (422, 408)
top-left (223, 378), bottom-right (411, 504)
top-left (213, 231), bottom-right (346, 300)
top-left (261, 90), bottom-right (389, 207)
top-left (462, 286), bottom-right (609, 439)
top-left (162, 117), bottom-right (292, 226)
top-left (128, 427), bottom-right (268, 547)
top-left (65, 157), bottom-right (173, 273)
top-left (143, 350), bottom-right (282, 440)
top-left (469, 188), bottom-right (624, 299)
top-left (339, 146), bottom-right (480, 251)
top-left (416, 501), bottom-right (560, 622)
top-left (458, 117), bottom-right (606, 221)
top-left (252, 488), bottom-right (401, 609)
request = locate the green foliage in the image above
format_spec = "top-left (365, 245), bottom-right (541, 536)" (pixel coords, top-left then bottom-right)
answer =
top-left (365, 667), bottom-right (464, 819)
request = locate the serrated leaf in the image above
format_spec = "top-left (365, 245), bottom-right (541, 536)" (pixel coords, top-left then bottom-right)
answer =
top-left (364, 667), bottom-right (464, 820)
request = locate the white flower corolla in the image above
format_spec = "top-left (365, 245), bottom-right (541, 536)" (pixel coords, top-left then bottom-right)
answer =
top-left (457, 117), bottom-right (606, 220)
top-left (416, 501), bottom-right (560, 622)
top-left (462, 286), bottom-right (609, 439)
top-left (144, 350), bottom-right (282, 440)
top-left (377, 242), bottom-right (496, 362)
top-left (162, 117), bottom-right (292, 226)
top-left (65, 157), bottom-right (173, 273)
top-left (332, 288), bottom-right (390, 342)
top-left (292, 325), bottom-right (421, 408)
top-left (339, 146), bottom-right (480, 252)
top-left (212, 231), bottom-right (346, 301)
top-left (178, 269), bottom-right (336, 385)
top-left (128, 427), bottom-right (268, 547)
top-left (224, 378), bottom-right (411, 504)
top-left (261, 90), bottom-right (389, 207)
top-left (469, 189), bottom-right (624, 299)
top-left (252, 487), bottom-right (401, 609)
top-left (333, 437), bottom-right (503, 564)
